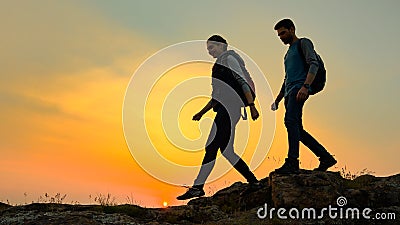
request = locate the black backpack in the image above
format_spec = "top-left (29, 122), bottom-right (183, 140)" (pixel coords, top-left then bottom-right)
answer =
top-left (297, 38), bottom-right (326, 95)
top-left (221, 50), bottom-right (256, 106)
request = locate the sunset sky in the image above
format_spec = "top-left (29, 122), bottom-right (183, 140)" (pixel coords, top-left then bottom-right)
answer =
top-left (1, 1), bottom-right (399, 208)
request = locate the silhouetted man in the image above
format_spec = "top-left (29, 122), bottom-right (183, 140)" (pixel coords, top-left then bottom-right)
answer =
top-left (271, 19), bottom-right (337, 174)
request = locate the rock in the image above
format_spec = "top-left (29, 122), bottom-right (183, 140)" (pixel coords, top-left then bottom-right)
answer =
top-left (188, 177), bottom-right (271, 212)
top-left (0, 202), bottom-right (11, 211)
top-left (0, 204), bottom-right (143, 225)
top-left (343, 174), bottom-right (400, 208)
top-left (270, 170), bottom-right (343, 208)
top-left (0, 171), bottom-right (399, 224)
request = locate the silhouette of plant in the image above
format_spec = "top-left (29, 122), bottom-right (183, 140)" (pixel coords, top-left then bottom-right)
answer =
top-left (94, 193), bottom-right (116, 206)
top-left (340, 166), bottom-right (375, 180)
top-left (37, 193), bottom-right (67, 204)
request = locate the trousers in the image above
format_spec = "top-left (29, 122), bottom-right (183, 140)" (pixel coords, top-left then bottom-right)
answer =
top-left (193, 106), bottom-right (257, 188)
top-left (284, 88), bottom-right (331, 159)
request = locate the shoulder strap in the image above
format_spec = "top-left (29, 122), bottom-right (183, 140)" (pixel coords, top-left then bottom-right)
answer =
top-left (297, 38), bottom-right (306, 64)
top-left (226, 51), bottom-right (256, 93)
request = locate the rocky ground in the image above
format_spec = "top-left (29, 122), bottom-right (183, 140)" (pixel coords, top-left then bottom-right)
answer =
top-left (1, 171), bottom-right (399, 224)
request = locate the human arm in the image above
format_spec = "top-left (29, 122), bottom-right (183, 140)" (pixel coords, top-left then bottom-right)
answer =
top-left (244, 92), bottom-right (259, 120)
top-left (271, 79), bottom-right (285, 111)
top-left (227, 55), bottom-right (259, 120)
top-left (297, 38), bottom-right (319, 101)
top-left (192, 99), bottom-right (217, 121)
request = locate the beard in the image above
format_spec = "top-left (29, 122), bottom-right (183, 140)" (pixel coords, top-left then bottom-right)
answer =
top-left (282, 35), bottom-right (293, 45)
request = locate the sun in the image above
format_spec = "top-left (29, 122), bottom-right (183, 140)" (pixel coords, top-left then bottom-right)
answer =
top-left (163, 201), bottom-right (168, 207)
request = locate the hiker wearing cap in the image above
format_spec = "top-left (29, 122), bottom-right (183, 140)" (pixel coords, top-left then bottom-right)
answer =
top-left (177, 35), bottom-right (260, 200)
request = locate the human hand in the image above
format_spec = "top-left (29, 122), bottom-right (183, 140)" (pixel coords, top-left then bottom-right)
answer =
top-left (296, 87), bottom-right (309, 102)
top-left (271, 101), bottom-right (279, 111)
top-left (192, 112), bottom-right (204, 121)
top-left (250, 105), bottom-right (259, 121)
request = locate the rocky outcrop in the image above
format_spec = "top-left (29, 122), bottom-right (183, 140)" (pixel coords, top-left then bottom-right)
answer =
top-left (1, 171), bottom-right (399, 224)
top-left (270, 170), bottom-right (342, 208)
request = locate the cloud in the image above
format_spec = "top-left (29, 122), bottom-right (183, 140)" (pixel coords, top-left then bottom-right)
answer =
top-left (0, 90), bottom-right (80, 119)
top-left (0, 0), bottom-right (154, 161)
top-left (0, 0), bottom-right (155, 144)
top-left (0, 0), bottom-right (153, 84)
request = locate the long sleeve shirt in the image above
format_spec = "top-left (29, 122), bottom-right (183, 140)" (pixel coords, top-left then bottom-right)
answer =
top-left (282, 38), bottom-right (319, 96)
top-left (212, 50), bottom-right (251, 101)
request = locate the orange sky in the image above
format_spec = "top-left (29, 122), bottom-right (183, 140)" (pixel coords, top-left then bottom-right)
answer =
top-left (1, 1), bottom-right (399, 208)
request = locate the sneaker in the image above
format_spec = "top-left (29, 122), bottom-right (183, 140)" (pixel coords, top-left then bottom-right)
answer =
top-left (176, 187), bottom-right (205, 200)
top-left (274, 158), bottom-right (300, 174)
top-left (314, 155), bottom-right (337, 171)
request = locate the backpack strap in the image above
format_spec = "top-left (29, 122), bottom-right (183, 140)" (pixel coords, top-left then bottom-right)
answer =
top-left (297, 38), bottom-right (308, 72)
top-left (297, 38), bottom-right (322, 70)
top-left (225, 51), bottom-right (256, 93)
top-left (223, 51), bottom-right (253, 120)
top-left (296, 38), bottom-right (326, 95)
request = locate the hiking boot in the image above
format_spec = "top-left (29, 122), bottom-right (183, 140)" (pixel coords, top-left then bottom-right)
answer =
top-left (176, 187), bottom-right (205, 200)
top-left (274, 158), bottom-right (300, 174)
top-left (314, 155), bottom-right (337, 171)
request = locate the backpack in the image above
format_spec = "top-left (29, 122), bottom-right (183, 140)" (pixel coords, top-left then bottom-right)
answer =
top-left (297, 38), bottom-right (326, 95)
top-left (221, 50), bottom-right (256, 106)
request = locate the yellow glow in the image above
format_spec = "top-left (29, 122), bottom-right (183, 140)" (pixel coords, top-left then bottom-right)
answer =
top-left (145, 62), bottom-right (212, 166)
top-left (1, 0), bottom-right (399, 208)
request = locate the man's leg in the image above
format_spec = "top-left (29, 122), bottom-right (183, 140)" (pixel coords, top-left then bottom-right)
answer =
top-left (275, 89), bottom-right (303, 174)
top-left (300, 129), bottom-right (329, 158)
top-left (285, 90), bottom-right (305, 160)
top-left (301, 129), bottom-right (337, 171)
